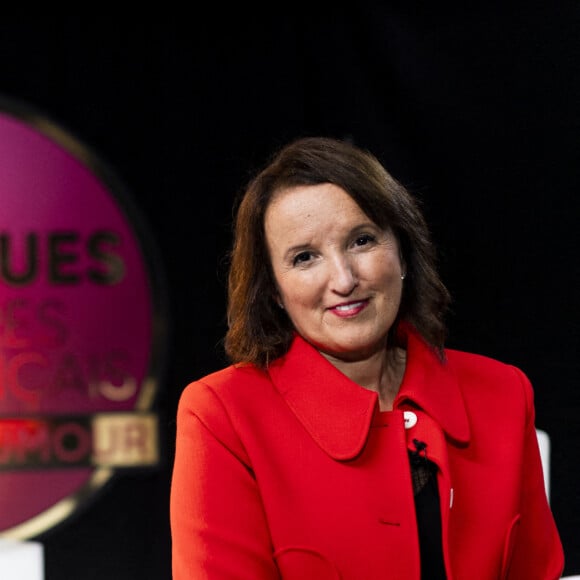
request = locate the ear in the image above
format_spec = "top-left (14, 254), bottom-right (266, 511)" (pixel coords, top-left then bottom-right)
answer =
top-left (399, 249), bottom-right (407, 279)
top-left (399, 260), bottom-right (407, 280)
top-left (273, 290), bottom-right (284, 309)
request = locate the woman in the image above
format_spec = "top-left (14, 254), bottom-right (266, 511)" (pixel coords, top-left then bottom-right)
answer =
top-left (170, 137), bottom-right (564, 579)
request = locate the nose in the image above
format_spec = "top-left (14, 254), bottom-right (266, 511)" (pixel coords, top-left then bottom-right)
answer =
top-left (329, 254), bottom-right (358, 295)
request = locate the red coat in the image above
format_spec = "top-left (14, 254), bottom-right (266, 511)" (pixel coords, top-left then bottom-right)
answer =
top-left (170, 324), bottom-right (564, 579)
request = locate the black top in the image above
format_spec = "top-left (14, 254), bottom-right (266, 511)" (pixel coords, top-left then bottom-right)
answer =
top-left (410, 449), bottom-right (447, 580)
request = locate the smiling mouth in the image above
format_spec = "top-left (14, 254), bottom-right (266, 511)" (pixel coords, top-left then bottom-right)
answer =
top-left (329, 300), bottom-right (368, 316)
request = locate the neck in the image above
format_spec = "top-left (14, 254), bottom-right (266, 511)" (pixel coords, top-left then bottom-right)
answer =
top-left (322, 346), bottom-right (407, 411)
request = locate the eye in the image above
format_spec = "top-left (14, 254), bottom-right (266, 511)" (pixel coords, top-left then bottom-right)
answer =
top-left (293, 251), bottom-right (313, 266)
top-left (354, 233), bottom-right (376, 247)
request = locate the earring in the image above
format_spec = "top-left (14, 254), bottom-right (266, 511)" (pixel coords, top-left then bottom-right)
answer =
top-left (401, 274), bottom-right (406, 280)
top-left (277, 301), bottom-right (284, 309)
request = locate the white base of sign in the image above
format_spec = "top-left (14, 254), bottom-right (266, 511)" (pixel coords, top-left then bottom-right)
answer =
top-left (0, 539), bottom-right (44, 580)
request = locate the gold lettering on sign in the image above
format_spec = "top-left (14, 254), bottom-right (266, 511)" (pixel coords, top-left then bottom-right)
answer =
top-left (92, 413), bottom-right (158, 467)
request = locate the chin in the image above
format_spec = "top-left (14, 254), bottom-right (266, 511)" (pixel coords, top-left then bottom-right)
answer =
top-left (324, 340), bottom-right (386, 362)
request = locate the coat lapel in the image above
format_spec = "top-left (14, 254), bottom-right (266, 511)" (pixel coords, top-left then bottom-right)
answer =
top-left (267, 335), bottom-right (377, 460)
top-left (394, 324), bottom-right (471, 445)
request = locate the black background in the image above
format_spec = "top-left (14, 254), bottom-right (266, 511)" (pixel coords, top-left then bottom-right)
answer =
top-left (1, 6), bottom-right (579, 578)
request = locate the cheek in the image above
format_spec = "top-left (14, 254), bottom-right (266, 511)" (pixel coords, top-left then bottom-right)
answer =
top-left (281, 285), bottom-right (312, 308)
top-left (277, 273), bottom-right (321, 308)
top-left (361, 254), bottom-right (401, 284)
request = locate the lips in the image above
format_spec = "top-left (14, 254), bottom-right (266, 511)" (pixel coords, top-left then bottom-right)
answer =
top-left (329, 300), bottom-right (368, 317)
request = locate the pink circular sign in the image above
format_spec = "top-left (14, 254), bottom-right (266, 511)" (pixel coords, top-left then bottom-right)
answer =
top-left (0, 103), bottom-right (164, 538)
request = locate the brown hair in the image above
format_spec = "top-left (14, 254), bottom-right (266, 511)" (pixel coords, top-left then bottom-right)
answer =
top-left (225, 136), bottom-right (451, 367)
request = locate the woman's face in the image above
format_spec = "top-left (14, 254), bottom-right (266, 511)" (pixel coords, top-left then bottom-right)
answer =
top-left (265, 183), bottom-right (405, 362)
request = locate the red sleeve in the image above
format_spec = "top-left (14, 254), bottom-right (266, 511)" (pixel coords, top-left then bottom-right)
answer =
top-left (506, 368), bottom-right (565, 579)
top-left (170, 381), bottom-right (280, 579)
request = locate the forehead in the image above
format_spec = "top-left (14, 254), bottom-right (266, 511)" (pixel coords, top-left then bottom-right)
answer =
top-left (266, 183), bottom-right (366, 224)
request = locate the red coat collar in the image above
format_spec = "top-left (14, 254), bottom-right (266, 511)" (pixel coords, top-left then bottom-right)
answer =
top-left (267, 323), bottom-right (470, 460)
